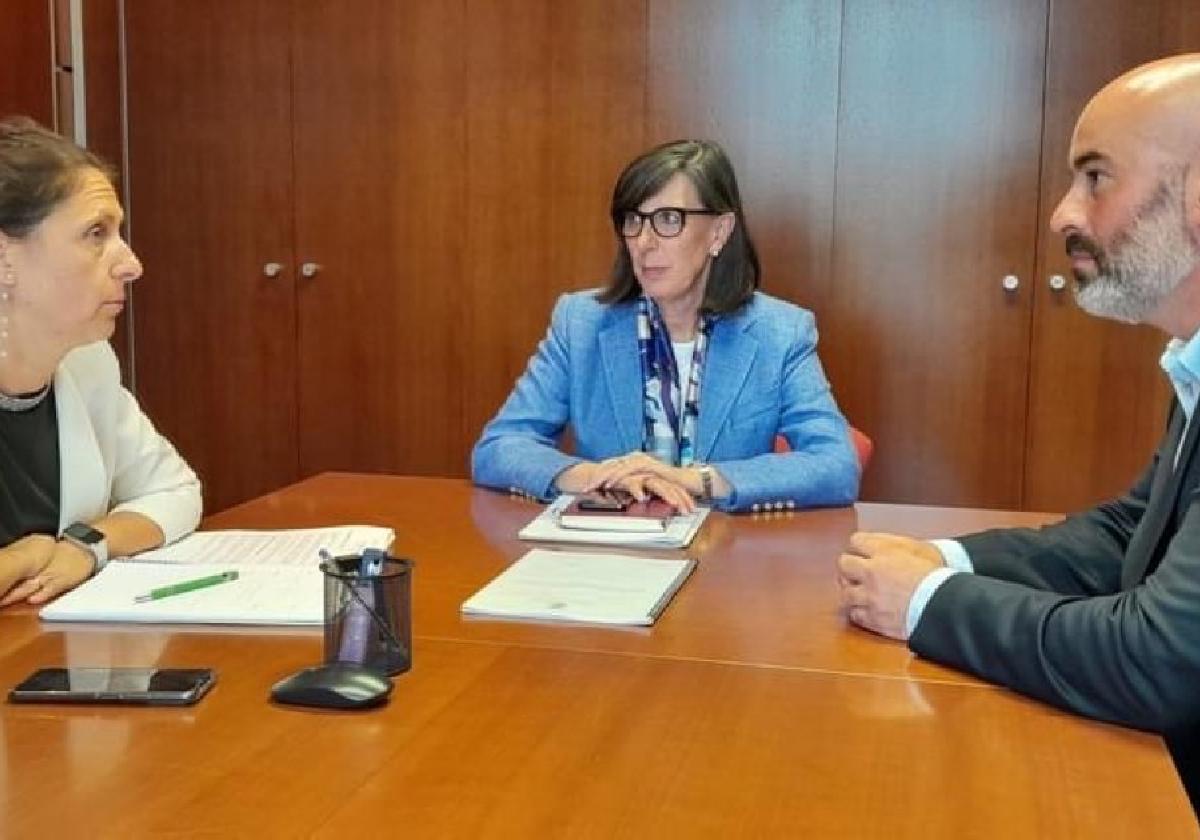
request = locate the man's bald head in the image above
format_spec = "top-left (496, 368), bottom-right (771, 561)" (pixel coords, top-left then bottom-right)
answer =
top-left (1051, 54), bottom-right (1200, 337)
top-left (1077, 54), bottom-right (1200, 165)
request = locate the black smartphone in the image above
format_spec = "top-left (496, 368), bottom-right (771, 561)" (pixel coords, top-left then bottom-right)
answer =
top-left (576, 491), bottom-right (633, 511)
top-left (8, 667), bottom-right (216, 706)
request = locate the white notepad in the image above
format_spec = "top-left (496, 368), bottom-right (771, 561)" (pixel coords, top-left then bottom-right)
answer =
top-left (461, 548), bottom-right (696, 626)
top-left (40, 562), bottom-right (325, 625)
top-left (519, 495), bottom-right (710, 549)
top-left (39, 525), bottom-right (394, 625)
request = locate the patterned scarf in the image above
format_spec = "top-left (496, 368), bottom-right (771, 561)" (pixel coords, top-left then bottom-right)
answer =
top-left (637, 295), bottom-right (715, 466)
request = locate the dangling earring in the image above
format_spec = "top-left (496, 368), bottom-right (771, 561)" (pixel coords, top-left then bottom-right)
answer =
top-left (0, 251), bottom-right (14, 361)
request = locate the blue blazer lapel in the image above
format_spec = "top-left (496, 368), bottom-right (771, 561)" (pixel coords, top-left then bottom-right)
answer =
top-left (696, 310), bottom-right (758, 462)
top-left (598, 307), bottom-right (643, 453)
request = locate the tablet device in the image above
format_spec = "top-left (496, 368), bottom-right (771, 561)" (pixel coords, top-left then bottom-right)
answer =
top-left (8, 667), bottom-right (216, 706)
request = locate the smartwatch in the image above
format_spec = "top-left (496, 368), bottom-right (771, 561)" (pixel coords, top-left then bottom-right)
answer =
top-left (695, 464), bottom-right (715, 502)
top-left (61, 523), bottom-right (109, 574)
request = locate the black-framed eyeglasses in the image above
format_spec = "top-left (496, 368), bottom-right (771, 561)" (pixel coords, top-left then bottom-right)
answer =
top-left (615, 207), bottom-right (722, 239)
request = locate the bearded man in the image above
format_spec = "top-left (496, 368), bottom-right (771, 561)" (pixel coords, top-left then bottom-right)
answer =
top-left (837, 54), bottom-right (1200, 812)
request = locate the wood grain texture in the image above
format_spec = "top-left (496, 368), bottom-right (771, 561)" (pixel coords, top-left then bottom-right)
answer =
top-left (0, 0), bottom-right (55, 124)
top-left (206, 473), bottom-right (1059, 683)
top-left (0, 474), bottom-right (1191, 838)
top-left (291, 0), bottom-right (468, 478)
top-left (461, 0), bottom-right (647, 463)
top-left (1, 632), bottom-right (1186, 838)
top-left (1023, 1), bottom-right (1200, 513)
top-left (1160, 0), bottom-right (1200, 54)
top-left (114, 0), bottom-right (1200, 515)
top-left (646, 0), bottom-right (841, 318)
top-left (824, 0), bottom-right (1049, 508)
top-left (123, 0), bottom-right (299, 512)
top-left (79, 0), bottom-right (130, 377)
top-left (80, 0), bottom-right (122, 176)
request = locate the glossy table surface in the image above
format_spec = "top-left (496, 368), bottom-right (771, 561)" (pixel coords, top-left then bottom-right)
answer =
top-left (1, 473), bottom-right (1194, 837)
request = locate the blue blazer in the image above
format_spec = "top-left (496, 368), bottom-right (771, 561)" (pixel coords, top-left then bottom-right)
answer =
top-left (471, 290), bottom-right (859, 512)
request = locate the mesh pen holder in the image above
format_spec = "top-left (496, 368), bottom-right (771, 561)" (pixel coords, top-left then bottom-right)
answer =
top-left (320, 555), bottom-right (413, 676)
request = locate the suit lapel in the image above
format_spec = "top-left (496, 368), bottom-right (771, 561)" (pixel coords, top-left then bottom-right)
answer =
top-left (1125, 405), bottom-right (1191, 586)
top-left (598, 308), bottom-right (643, 453)
top-left (696, 309), bottom-right (758, 462)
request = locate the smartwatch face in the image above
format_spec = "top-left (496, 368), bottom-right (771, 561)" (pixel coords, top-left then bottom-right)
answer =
top-left (64, 523), bottom-right (104, 546)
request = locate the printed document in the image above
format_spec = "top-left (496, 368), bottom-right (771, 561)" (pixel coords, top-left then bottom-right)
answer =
top-left (125, 526), bottom-right (394, 567)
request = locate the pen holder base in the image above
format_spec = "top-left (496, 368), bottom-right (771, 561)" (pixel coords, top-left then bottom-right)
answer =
top-left (319, 556), bottom-right (413, 676)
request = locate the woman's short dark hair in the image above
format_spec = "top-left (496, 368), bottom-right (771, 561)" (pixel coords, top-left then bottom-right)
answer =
top-left (598, 139), bottom-right (760, 313)
top-left (0, 116), bottom-right (114, 238)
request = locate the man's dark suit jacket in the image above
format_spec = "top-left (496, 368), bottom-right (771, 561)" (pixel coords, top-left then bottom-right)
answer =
top-left (911, 404), bottom-right (1200, 809)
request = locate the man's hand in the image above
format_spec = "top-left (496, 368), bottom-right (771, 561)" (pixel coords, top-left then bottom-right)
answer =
top-left (0, 535), bottom-right (57, 607)
top-left (837, 532), bottom-right (945, 640)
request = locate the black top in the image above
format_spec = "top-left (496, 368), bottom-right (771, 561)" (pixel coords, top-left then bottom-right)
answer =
top-left (0, 388), bottom-right (60, 547)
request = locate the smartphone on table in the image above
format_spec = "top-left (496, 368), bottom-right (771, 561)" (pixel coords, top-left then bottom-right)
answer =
top-left (8, 667), bottom-right (216, 706)
top-left (575, 490), bottom-right (635, 511)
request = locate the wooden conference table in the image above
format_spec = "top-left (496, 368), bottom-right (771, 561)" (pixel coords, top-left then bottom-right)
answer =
top-left (1, 473), bottom-right (1194, 837)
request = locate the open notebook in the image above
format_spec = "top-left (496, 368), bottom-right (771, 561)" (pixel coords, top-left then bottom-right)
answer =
top-left (40, 525), bottom-right (393, 625)
top-left (461, 548), bottom-right (696, 626)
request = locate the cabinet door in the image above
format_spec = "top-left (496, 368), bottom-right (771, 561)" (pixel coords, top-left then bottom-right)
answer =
top-left (1023, 0), bottom-right (1200, 513)
top-left (459, 0), bottom-right (647, 464)
top-left (291, 0), bottom-right (466, 478)
top-left (1, 0), bottom-right (54, 124)
top-left (291, 0), bottom-right (645, 478)
top-left (823, 0), bottom-right (1049, 508)
top-left (646, 0), bottom-right (841, 317)
top-left (124, 0), bottom-right (298, 513)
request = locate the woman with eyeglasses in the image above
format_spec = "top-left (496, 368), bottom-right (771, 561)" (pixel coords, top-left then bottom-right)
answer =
top-left (472, 139), bottom-right (858, 513)
top-left (0, 117), bottom-right (201, 605)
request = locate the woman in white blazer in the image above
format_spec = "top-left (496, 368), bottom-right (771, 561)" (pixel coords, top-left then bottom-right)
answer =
top-left (0, 117), bottom-right (201, 606)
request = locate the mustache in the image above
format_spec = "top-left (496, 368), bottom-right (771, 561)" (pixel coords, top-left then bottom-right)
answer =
top-left (1065, 232), bottom-right (1105, 262)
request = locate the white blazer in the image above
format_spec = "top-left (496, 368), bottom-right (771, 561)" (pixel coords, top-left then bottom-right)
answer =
top-left (54, 341), bottom-right (202, 544)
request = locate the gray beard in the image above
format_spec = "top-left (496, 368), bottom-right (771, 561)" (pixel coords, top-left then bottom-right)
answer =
top-left (1073, 180), bottom-right (1200, 324)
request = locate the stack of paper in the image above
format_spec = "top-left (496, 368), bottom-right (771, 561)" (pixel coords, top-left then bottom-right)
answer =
top-left (461, 548), bottom-right (696, 626)
top-left (40, 525), bottom-right (394, 625)
top-left (519, 495), bottom-right (709, 548)
top-left (124, 526), bottom-right (394, 567)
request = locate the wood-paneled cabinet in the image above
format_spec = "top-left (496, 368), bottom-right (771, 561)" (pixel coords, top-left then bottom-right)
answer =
top-left (1, 0), bottom-right (54, 124)
top-left (649, 0), bottom-right (1196, 511)
top-left (819, 0), bottom-right (1049, 510)
top-left (119, 0), bottom-right (1200, 514)
top-left (124, 0), bottom-right (643, 512)
top-left (124, 1), bottom-right (299, 512)
top-left (814, 0), bottom-right (1200, 511)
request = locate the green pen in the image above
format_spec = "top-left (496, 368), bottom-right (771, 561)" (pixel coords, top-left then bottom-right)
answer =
top-left (134, 570), bottom-right (239, 603)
